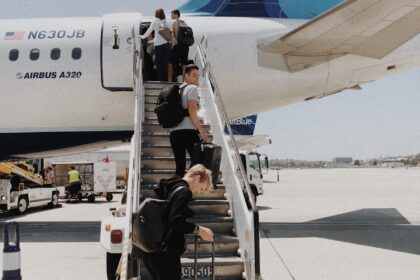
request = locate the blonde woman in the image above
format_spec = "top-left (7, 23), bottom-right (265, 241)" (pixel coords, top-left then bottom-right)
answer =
top-left (143, 164), bottom-right (214, 280)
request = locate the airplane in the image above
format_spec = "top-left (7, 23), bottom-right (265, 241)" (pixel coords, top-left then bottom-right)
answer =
top-left (1, 0), bottom-right (420, 160)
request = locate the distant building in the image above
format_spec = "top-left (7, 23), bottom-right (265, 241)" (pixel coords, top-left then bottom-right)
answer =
top-left (332, 157), bottom-right (353, 164)
top-left (328, 157), bottom-right (353, 168)
top-left (380, 157), bottom-right (405, 168)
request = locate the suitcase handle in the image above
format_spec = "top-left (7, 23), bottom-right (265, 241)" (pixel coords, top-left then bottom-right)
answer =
top-left (194, 236), bottom-right (215, 280)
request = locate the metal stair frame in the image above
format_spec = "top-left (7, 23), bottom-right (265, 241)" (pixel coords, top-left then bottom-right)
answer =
top-left (120, 27), bottom-right (144, 280)
top-left (120, 28), bottom-right (260, 279)
top-left (194, 36), bottom-right (261, 280)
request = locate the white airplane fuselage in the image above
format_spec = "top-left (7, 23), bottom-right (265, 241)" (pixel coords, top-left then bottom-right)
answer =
top-left (1, 13), bottom-right (420, 159)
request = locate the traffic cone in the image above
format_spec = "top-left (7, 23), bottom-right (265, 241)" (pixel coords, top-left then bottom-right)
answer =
top-left (2, 222), bottom-right (21, 280)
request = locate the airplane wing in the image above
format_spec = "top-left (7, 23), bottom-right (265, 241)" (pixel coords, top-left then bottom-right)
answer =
top-left (258, 0), bottom-right (420, 72)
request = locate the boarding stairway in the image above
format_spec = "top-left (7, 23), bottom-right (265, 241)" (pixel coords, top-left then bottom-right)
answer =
top-left (141, 82), bottom-right (243, 279)
top-left (120, 31), bottom-right (261, 280)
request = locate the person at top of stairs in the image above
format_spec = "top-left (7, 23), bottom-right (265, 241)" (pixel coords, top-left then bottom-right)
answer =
top-left (170, 64), bottom-right (208, 177)
top-left (143, 164), bottom-right (214, 280)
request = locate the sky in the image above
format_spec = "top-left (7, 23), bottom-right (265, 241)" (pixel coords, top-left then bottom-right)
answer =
top-left (255, 68), bottom-right (420, 161)
top-left (1, 0), bottom-right (420, 161)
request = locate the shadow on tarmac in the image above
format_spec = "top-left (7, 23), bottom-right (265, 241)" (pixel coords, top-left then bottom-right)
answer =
top-left (0, 221), bottom-right (100, 242)
top-left (260, 208), bottom-right (420, 255)
top-left (0, 199), bottom-right (112, 222)
top-left (63, 200), bottom-right (112, 205)
top-left (258, 206), bottom-right (272, 211)
top-left (0, 204), bottom-right (63, 222)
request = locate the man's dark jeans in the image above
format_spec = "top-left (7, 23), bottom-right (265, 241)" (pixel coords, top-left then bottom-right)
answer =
top-left (170, 129), bottom-right (200, 177)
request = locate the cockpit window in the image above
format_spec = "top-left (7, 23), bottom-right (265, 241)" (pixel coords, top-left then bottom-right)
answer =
top-left (30, 49), bottom-right (40, 60)
top-left (50, 48), bottom-right (60, 60)
top-left (72, 48), bottom-right (82, 60)
top-left (9, 49), bottom-right (19, 61)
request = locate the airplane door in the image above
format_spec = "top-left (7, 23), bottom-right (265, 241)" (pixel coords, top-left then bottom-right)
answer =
top-left (101, 14), bottom-right (141, 91)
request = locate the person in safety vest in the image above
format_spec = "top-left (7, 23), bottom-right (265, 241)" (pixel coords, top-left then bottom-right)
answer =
top-left (67, 166), bottom-right (82, 198)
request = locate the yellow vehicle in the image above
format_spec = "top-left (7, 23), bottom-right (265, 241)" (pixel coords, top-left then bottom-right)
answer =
top-left (0, 161), bottom-right (60, 213)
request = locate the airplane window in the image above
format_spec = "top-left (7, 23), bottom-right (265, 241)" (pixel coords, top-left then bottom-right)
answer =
top-left (50, 48), bottom-right (60, 60)
top-left (9, 49), bottom-right (19, 61)
top-left (30, 49), bottom-right (40, 60)
top-left (72, 48), bottom-right (82, 60)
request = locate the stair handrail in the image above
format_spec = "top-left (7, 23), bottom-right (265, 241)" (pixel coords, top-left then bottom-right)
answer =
top-left (120, 26), bottom-right (144, 280)
top-left (195, 37), bottom-right (261, 280)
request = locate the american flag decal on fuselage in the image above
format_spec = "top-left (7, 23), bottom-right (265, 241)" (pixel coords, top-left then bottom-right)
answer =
top-left (4, 31), bottom-right (25, 40)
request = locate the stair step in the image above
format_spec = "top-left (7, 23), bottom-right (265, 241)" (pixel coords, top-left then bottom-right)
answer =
top-left (145, 108), bottom-right (156, 119)
top-left (141, 170), bottom-right (221, 186)
top-left (183, 235), bottom-right (239, 257)
top-left (190, 200), bottom-right (230, 216)
top-left (141, 144), bottom-right (174, 157)
top-left (144, 115), bottom-right (158, 120)
top-left (141, 169), bottom-right (175, 184)
top-left (145, 95), bottom-right (158, 103)
top-left (140, 256), bottom-right (244, 280)
top-left (142, 123), bottom-right (172, 133)
top-left (142, 133), bottom-right (171, 145)
top-left (144, 90), bottom-right (163, 96)
top-left (144, 102), bottom-right (158, 110)
top-left (139, 255), bottom-right (244, 280)
top-left (145, 81), bottom-right (178, 90)
top-left (189, 216), bottom-right (234, 234)
top-left (143, 119), bottom-right (208, 126)
top-left (143, 123), bottom-right (210, 133)
top-left (142, 156), bottom-right (184, 170)
top-left (180, 256), bottom-right (244, 279)
top-left (140, 187), bottom-right (226, 200)
top-left (142, 133), bottom-right (212, 145)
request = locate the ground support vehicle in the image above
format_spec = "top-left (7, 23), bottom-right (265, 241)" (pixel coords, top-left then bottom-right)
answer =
top-left (52, 161), bottom-right (120, 202)
top-left (236, 135), bottom-right (271, 201)
top-left (100, 204), bottom-right (127, 279)
top-left (240, 150), bottom-right (269, 201)
top-left (0, 162), bottom-right (60, 213)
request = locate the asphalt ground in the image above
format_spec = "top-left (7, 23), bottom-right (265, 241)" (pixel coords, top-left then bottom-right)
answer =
top-left (259, 168), bottom-right (420, 280)
top-left (0, 168), bottom-right (420, 279)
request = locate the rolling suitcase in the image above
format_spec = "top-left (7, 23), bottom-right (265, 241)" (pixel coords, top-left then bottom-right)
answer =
top-left (194, 236), bottom-right (215, 280)
top-left (191, 143), bottom-right (222, 186)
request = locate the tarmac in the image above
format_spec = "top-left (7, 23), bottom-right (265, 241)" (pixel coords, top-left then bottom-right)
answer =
top-left (1, 168), bottom-right (420, 279)
top-left (259, 168), bottom-right (420, 280)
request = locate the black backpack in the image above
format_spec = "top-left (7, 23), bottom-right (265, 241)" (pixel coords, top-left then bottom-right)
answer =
top-left (132, 178), bottom-right (187, 253)
top-left (177, 20), bottom-right (194, 47)
top-left (154, 85), bottom-right (189, 128)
